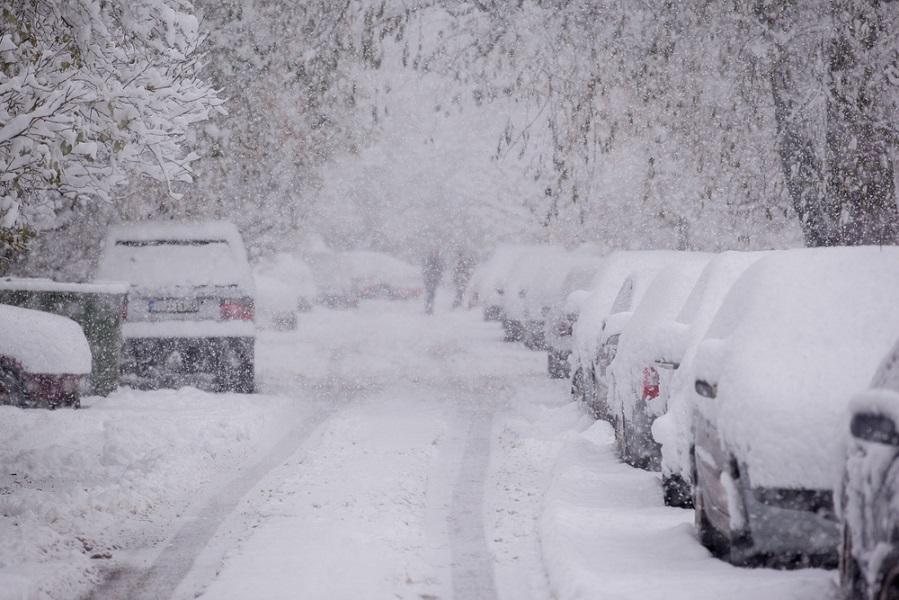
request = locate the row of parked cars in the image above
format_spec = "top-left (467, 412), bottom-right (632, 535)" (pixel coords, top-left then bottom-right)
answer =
top-left (471, 242), bottom-right (899, 599)
top-left (1, 220), bottom-right (424, 408)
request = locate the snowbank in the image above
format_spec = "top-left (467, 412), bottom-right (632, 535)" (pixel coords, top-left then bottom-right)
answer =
top-left (540, 421), bottom-right (835, 600)
top-left (693, 246), bottom-right (899, 490)
top-left (0, 304), bottom-right (91, 374)
top-left (0, 387), bottom-right (298, 599)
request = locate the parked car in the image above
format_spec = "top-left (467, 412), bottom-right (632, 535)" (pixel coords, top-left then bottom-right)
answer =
top-left (0, 304), bottom-right (92, 408)
top-left (544, 260), bottom-right (603, 378)
top-left (690, 246), bottom-right (899, 568)
top-left (840, 338), bottom-right (899, 600)
top-left (96, 221), bottom-right (256, 393)
top-left (608, 256), bottom-right (710, 470)
top-left (579, 251), bottom-right (692, 421)
top-left (502, 247), bottom-right (576, 350)
top-left (499, 245), bottom-right (565, 343)
top-left (651, 251), bottom-right (765, 507)
top-left (253, 252), bottom-right (317, 330)
top-left (570, 251), bottom-right (685, 414)
top-left (343, 251), bottom-right (423, 301)
top-left (470, 244), bottom-right (540, 322)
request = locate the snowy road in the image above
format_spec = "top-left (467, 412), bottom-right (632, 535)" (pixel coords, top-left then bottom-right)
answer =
top-left (2, 299), bottom-right (836, 600)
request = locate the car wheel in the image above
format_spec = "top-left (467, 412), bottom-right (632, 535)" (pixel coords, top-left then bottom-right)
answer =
top-left (217, 341), bottom-right (255, 394)
top-left (0, 364), bottom-right (27, 407)
top-left (548, 351), bottom-right (569, 379)
top-left (840, 522), bottom-right (866, 600)
top-left (878, 558), bottom-right (899, 600)
top-left (692, 449), bottom-right (730, 559)
top-left (662, 473), bottom-right (694, 509)
top-left (571, 367), bottom-right (585, 403)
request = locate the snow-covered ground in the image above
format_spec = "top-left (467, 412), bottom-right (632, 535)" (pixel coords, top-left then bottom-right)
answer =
top-left (1, 295), bottom-right (835, 599)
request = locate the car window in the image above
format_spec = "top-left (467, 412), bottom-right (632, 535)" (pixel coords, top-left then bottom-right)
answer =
top-left (610, 277), bottom-right (635, 314)
top-left (99, 239), bottom-right (241, 289)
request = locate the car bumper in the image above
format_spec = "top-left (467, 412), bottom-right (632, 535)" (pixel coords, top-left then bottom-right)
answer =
top-left (123, 320), bottom-right (255, 339)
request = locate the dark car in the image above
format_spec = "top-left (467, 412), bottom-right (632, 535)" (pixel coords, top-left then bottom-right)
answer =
top-left (0, 304), bottom-right (91, 408)
top-left (96, 221), bottom-right (256, 393)
top-left (841, 339), bottom-right (899, 600)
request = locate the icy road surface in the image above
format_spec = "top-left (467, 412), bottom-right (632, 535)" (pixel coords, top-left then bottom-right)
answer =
top-left (1, 299), bottom-right (834, 599)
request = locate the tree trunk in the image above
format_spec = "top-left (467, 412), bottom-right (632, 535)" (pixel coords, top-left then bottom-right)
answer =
top-left (827, 0), bottom-right (898, 245)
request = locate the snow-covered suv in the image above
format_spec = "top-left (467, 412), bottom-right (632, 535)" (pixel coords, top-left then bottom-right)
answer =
top-left (96, 221), bottom-right (256, 393)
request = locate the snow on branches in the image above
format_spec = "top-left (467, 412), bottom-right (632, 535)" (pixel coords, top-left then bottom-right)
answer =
top-left (0, 0), bottom-right (222, 234)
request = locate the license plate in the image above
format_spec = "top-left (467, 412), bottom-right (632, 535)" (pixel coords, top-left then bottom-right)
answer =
top-left (149, 298), bottom-right (199, 313)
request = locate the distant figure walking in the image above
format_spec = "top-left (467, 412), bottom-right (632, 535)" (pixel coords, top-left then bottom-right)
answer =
top-left (452, 250), bottom-right (475, 309)
top-left (422, 249), bottom-right (445, 315)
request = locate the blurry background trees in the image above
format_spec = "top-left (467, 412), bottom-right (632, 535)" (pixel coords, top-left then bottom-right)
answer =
top-left (2, 0), bottom-right (897, 278)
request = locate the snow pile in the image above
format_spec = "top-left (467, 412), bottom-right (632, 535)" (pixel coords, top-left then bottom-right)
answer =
top-left (652, 251), bottom-right (766, 483)
top-left (501, 246), bottom-right (570, 322)
top-left (539, 421), bottom-right (835, 600)
top-left (0, 304), bottom-right (91, 374)
top-left (693, 246), bottom-right (899, 489)
top-left (96, 221), bottom-right (253, 291)
top-left (0, 388), bottom-right (297, 599)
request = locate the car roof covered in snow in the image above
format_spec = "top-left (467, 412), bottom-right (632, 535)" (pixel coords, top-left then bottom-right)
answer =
top-left (693, 246), bottom-right (899, 490)
top-left (96, 220), bottom-right (253, 291)
top-left (572, 250), bottom-right (696, 363)
top-left (0, 304), bottom-right (91, 375)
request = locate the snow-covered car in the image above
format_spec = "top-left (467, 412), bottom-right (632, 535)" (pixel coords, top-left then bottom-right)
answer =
top-left (607, 255), bottom-right (710, 470)
top-left (690, 246), bottom-right (899, 568)
top-left (0, 304), bottom-right (92, 408)
top-left (650, 251), bottom-right (765, 507)
top-left (544, 260), bottom-right (603, 378)
top-left (96, 221), bottom-right (256, 393)
top-left (469, 244), bottom-right (538, 321)
top-left (840, 338), bottom-right (899, 600)
top-left (570, 251), bottom-right (685, 413)
top-left (343, 251), bottom-right (423, 301)
top-left (576, 251), bottom-right (690, 421)
top-left (253, 252), bottom-right (317, 330)
top-left (501, 246), bottom-right (576, 350)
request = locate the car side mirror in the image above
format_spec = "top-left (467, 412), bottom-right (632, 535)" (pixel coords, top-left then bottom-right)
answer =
top-left (850, 412), bottom-right (899, 446)
top-left (695, 379), bottom-right (717, 399)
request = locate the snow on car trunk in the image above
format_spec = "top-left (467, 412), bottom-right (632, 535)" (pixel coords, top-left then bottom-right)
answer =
top-left (0, 304), bottom-right (91, 375)
top-left (693, 246), bottom-right (899, 490)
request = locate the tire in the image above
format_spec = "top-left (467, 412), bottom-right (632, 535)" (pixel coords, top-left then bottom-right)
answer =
top-left (217, 339), bottom-right (255, 394)
top-left (696, 501), bottom-right (730, 559)
top-left (571, 367), bottom-right (585, 403)
top-left (662, 473), bottom-right (694, 509)
top-left (548, 351), bottom-right (570, 379)
top-left (0, 364), bottom-right (28, 407)
top-left (879, 560), bottom-right (899, 600)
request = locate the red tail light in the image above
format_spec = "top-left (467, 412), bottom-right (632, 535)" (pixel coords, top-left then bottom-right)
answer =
top-left (220, 298), bottom-right (254, 321)
top-left (120, 297), bottom-right (129, 321)
top-left (642, 366), bottom-right (660, 400)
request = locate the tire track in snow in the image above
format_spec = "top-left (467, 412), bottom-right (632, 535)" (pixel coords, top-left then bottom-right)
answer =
top-left (87, 381), bottom-right (363, 600)
top-left (448, 405), bottom-right (498, 600)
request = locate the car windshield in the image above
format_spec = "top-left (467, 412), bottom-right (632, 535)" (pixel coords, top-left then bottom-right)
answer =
top-left (98, 239), bottom-right (240, 289)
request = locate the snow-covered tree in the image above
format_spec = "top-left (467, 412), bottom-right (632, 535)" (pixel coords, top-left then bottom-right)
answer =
top-left (0, 0), bottom-right (222, 271)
